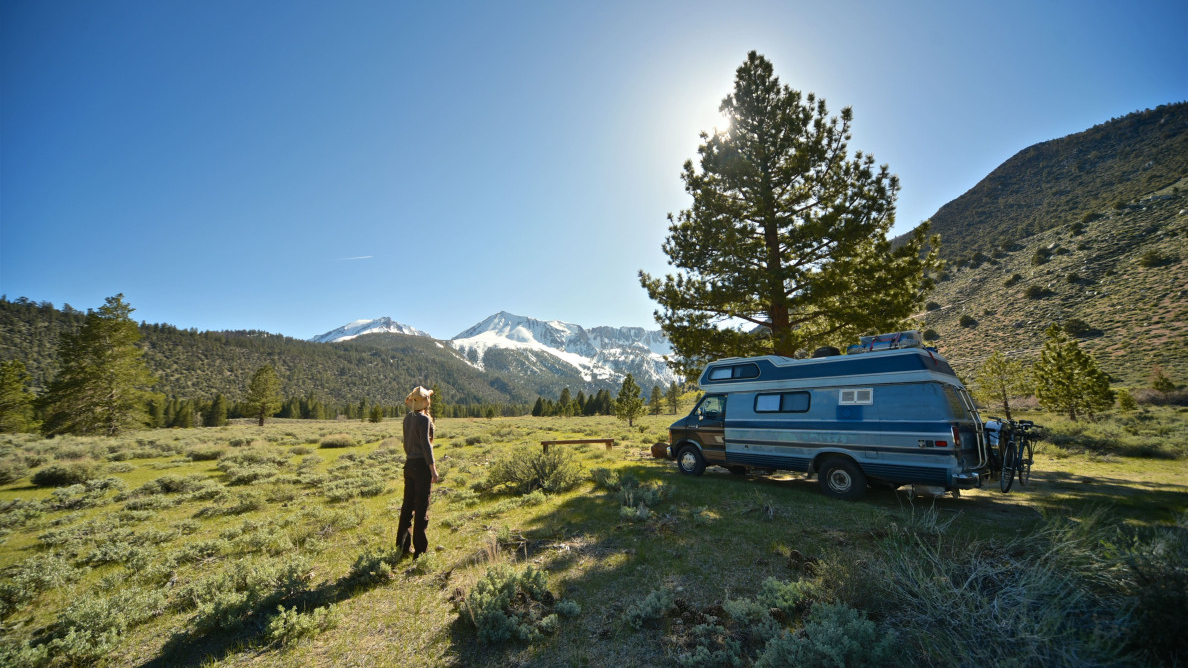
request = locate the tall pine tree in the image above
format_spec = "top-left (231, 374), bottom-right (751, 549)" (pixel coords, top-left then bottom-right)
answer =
top-left (666, 382), bottom-right (681, 415)
top-left (0, 360), bottom-right (37, 433)
top-left (205, 393), bottom-right (228, 427)
top-left (39, 294), bottom-right (157, 436)
top-left (244, 365), bottom-right (282, 426)
top-left (615, 374), bottom-right (646, 427)
top-left (640, 52), bottom-right (938, 377)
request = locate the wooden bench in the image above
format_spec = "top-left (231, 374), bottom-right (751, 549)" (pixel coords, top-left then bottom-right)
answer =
top-left (540, 438), bottom-right (615, 453)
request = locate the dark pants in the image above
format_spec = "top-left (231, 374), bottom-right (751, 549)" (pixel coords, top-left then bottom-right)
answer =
top-left (396, 458), bottom-right (432, 556)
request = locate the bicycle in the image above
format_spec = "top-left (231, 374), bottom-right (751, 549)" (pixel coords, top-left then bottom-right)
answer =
top-left (986, 417), bottom-right (1038, 493)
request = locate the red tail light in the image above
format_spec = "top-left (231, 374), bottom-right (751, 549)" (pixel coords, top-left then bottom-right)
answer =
top-left (950, 424), bottom-right (962, 449)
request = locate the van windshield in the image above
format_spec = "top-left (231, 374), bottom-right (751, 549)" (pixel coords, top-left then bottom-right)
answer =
top-left (696, 395), bottom-right (726, 420)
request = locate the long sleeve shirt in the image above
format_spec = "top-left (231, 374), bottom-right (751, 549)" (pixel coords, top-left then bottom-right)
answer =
top-left (402, 411), bottom-right (435, 464)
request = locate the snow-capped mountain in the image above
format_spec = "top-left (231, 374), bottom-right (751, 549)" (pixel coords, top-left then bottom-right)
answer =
top-left (449, 311), bottom-right (676, 389)
top-left (310, 317), bottom-right (432, 343)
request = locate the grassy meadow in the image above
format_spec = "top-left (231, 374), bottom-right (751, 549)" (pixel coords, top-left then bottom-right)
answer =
top-left (1, 402), bottom-right (1186, 667)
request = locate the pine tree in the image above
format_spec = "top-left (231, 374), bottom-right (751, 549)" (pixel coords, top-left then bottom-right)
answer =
top-left (639, 52), bottom-right (938, 378)
top-left (205, 393), bottom-right (228, 427)
top-left (244, 365), bottom-right (282, 426)
top-left (174, 401), bottom-right (194, 428)
top-left (0, 360), bottom-right (37, 433)
top-left (576, 391), bottom-right (587, 415)
top-left (666, 382), bottom-right (681, 415)
top-left (1033, 324), bottom-right (1115, 421)
top-left (615, 374), bottom-right (646, 427)
top-left (1151, 366), bottom-right (1177, 394)
top-left (559, 388), bottom-right (572, 417)
top-left (649, 385), bottom-right (664, 415)
top-left (971, 351), bottom-right (1031, 420)
top-left (39, 294), bottom-right (157, 436)
top-left (532, 397), bottom-right (544, 417)
top-left (146, 395), bottom-right (166, 428)
top-left (368, 405), bottom-right (384, 423)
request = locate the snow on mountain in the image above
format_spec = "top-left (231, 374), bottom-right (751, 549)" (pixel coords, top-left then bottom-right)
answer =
top-left (310, 317), bottom-right (432, 343)
top-left (449, 311), bottom-right (676, 388)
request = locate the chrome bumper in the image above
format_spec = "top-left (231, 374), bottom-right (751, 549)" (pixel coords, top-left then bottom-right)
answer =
top-left (953, 471), bottom-right (981, 489)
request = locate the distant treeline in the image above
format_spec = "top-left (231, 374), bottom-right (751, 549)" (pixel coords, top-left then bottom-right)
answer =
top-left (145, 392), bottom-right (531, 428)
top-left (0, 296), bottom-right (580, 409)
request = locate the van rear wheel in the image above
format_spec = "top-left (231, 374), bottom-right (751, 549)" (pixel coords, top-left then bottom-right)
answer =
top-left (676, 445), bottom-right (706, 476)
top-left (818, 458), bottom-right (867, 500)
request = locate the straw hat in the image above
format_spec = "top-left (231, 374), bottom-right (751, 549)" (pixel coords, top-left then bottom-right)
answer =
top-left (405, 386), bottom-right (434, 411)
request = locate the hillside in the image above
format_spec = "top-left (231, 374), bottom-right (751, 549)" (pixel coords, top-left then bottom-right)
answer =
top-left (0, 304), bottom-right (670, 408)
top-left (919, 176), bottom-right (1188, 387)
top-left (906, 103), bottom-right (1188, 264)
top-left (0, 304), bottom-right (539, 406)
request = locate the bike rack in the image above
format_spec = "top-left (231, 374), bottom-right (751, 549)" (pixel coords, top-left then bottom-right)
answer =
top-left (957, 387), bottom-right (989, 470)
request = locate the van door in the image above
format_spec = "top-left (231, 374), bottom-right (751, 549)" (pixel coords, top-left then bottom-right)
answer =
top-left (692, 394), bottom-right (727, 463)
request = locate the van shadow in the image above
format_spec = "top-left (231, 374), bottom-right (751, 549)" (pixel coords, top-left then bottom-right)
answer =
top-left (438, 456), bottom-right (1082, 666)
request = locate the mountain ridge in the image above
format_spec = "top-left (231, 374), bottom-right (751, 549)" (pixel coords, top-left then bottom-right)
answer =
top-left (312, 311), bottom-right (677, 391)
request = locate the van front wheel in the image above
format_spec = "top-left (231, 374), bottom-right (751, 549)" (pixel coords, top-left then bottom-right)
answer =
top-left (818, 458), bottom-right (867, 500)
top-left (676, 446), bottom-right (706, 476)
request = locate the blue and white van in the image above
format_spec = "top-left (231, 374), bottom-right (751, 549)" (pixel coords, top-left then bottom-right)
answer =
top-left (664, 331), bottom-right (989, 500)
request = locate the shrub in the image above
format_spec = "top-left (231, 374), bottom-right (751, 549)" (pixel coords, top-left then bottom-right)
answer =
top-left (624, 587), bottom-right (675, 629)
top-left (0, 458), bottom-right (28, 485)
top-left (1119, 515), bottom-right (1188, 666)
top-left (555, 599), bottom-right (581, 618)
top-left (958, 314), bottom-right (978, 328)
top-left (1138, 250), bottom-right (1171, 268)
top-left (922, 329), bottom-right (940, 342)
top-left (34, 587), bottom-right (166, 666)
top-left (871, 512), bottom-right (1132, 667)
top-left (1024, 285), bottom-right (1049, 299)
top-left (321, 472), bottom-right (387, 501)
top-left (755, 603), bottom-right (895, 667)
top-left (1032, 247), bottom-right (1053, 265)
top-left (266, 604), bottom-right (339, 646)
top-left (1116, 389), bottom-right (1137, 412)
top-left (465, 564), bottom-right (555, 643)
top-left (1003, 273), bottom-right (1023, 287)
top-left (217, 447), bottom-right (289, 484)
top-left (319, 434), bottom-right (355, 448)
top-left (0, 553), bottom-right (88, 617)
top-left (485, 447), bottom-right (583, 495)
top-left (31, 462), bottom-right (96, 487)
top-left (186, 446), bottom-right (225, 461)
top-left (1062, 318), bottom-right (1096, 337)
top-left (925, 301), bottom-right (941, 311)
top-left (178, 555), bottom-right (311, 633)
top-left (1066, 272), bottom-right (1080, 283)
top-left (347, 546), bottom-right (403, 585)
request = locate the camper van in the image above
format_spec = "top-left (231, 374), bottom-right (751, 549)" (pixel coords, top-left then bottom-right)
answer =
top-left (664, 331), bottom-right (988, 500)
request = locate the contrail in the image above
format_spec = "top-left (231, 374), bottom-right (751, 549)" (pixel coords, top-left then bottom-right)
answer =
top-left (333, 255), bottom-right (373, 261)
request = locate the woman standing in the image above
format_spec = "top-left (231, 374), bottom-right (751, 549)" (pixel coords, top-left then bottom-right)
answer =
top-left (397, 385), bottom-right (440, 559)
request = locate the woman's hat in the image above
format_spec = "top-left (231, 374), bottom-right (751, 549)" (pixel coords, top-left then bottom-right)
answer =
top-left (405, 386), bottom-right (434, 410)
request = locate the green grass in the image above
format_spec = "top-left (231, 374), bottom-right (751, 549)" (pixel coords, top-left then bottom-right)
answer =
top-left (1, 406), bottom-right (1185, 667)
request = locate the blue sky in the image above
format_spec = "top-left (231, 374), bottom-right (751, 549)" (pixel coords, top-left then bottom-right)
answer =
top-left (2, 0), bottom-right (1185, 340)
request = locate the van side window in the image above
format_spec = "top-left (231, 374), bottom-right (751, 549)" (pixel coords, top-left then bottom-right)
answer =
top-left (838, 388), bottom-right (873, 405)
top-left (708, 367), bottom-right (733, 380)
top-left (754, 392), bottom-right (811, 413)
top-left (707, 363), bottom-right (761, 381)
